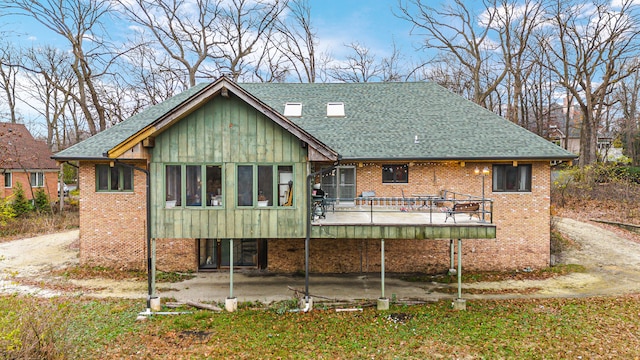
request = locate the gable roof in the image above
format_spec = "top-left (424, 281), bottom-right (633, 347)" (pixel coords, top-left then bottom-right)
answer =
top-left (0, 122), bottom-right (57, 170)
top-left (53, 78), bottom-right (338, 161)
top-left (54, 79), bottom-right (575, 163)
top-left (239, 82), bottom-right (577, 161)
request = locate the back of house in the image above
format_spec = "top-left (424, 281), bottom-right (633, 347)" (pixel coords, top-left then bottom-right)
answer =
top-left (53, 78), bottom-right (576, 274)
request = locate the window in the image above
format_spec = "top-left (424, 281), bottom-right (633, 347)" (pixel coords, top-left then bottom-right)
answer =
top-left (4, 172), bottom-right (11, 188)
top-left (382, 164), bottom-right (408, 183)
top-left (186, 165), bottom-right (202, 206)
top-left (237, 164), bottom-right (293, 207)
top-left (30, 172), bottom-right (44, 187)
top-left (237, 165), bottom-right (253, 206)
top-left (326, 102), bottom-right (345, 117)
top-left (283, 102), bottom-right (302, 117)
top-left (493, 164), bottom-right (531, 192)
top-left (165, 164), bottom-right (224, 208)
top-left (96, 165), bottom-right (133, 191)
top-left (165, 165), bottom-right (182, 206)
top-left (205, 165), bottom-right (223, 206)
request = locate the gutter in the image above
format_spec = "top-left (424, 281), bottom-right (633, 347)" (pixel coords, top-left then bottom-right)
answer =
top-left (341, 155), bottom-right (578, 162)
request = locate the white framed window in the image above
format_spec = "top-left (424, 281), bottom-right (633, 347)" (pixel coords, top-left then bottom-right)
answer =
top-left (30, 172), bottom-right (44, 187)
top-left (283, 102), bottom-right (302, 117)
top-left (326, 102), bottom-right (345, 117)
top-left (4, 172), bottom-right (11, 188)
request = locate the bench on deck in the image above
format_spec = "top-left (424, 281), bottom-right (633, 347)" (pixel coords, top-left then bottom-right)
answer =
top-left (444, 202), bottom-right (481, 223)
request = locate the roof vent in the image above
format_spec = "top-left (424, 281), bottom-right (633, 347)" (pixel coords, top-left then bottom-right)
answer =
top-left (326, 102), bottom-right (345, 117)
top-left (284, 102), bottom-right (302, 117)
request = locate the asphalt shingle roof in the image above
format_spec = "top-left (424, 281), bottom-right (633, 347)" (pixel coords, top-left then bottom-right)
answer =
top-left (0, 122), bottom-right (57, 169)
top-left (54, 80), bottom-right (576, 161)
top-left (240, 82), bottom-right (576, 160)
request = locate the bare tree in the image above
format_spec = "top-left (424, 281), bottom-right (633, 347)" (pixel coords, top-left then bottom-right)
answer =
top-left (2, 0), bottom-right (121, 135)
top-left (492, 0), bottom-right (545, 124)
top-left (328, 42), bottom-right (383, 83)
top-left (251, 35), bottom-right (291, 82)
top-left (538, 0), bottom-right (640, 165)
top-left (216, 0), bottom-right (288, 81)
top-left (21, 46), bottom-right (75, 150)
top-left (380, 41), bottom-right (405, 82)
top-left (0, 43), bottom-right (21, 123)
top-left (398, 0), bottom-right (507, 107)
top-left (274, 0), bottom-right (317, 82)
top-left (116, 0), bottom-right (223, 88)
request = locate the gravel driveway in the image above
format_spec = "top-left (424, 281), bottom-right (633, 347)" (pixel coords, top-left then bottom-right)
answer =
top-left (1, 218), bottom-right (639, 301)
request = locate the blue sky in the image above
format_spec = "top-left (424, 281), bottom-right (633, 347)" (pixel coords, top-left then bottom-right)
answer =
top-left (4, 0), bottom-right (422, 63)
top-left (311, 0), bottom-right (419, 58)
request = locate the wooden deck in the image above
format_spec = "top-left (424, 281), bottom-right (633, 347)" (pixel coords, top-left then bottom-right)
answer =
top-left (310, 205), bottom-right (496, 240)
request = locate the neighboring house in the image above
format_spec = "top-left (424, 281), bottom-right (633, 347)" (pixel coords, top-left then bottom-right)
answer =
top-left (1, 122), bottom-right (59, 200)
top-left (53, 77), bottom-right (575, 276)
top-left (549, 126), bottom-right (613, 162)
top-left (546, 100), bottom-right (613, 161)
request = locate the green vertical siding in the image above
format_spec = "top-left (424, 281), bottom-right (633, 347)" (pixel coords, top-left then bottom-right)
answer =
top-left (150, 94), bottom-right (308, 239)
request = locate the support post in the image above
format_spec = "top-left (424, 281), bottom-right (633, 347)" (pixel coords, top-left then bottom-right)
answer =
top-left (230, 238), bottom-right (234, 299)
top-left (448, 239), bottom-right (456, 275)
top-left (226, 238), bottom-right (237, 312)
top-left (381, 238), bottom-right (385, 299)
top-left (377, 238), bottom-right (389, 310)
top-left (457, 238), bottom-right (462, 299)
top-left (453, 238), bottom-right (466, 310)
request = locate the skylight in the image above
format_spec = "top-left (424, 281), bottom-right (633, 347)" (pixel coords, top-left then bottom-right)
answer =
top-left (326, 102), bottom-right (345, 117)
top-left (284, 102), bottom-right (303, 117)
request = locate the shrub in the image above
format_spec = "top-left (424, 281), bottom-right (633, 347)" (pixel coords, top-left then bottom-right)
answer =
top-left (33, 188), bottom-right (51, 213)
top-left (10, 183), bottom-right (32, 217)
top-left (0, 297), bottom-right (71, 360)
top-left (0, 197), bottom-right (16, 227)
top-left (552, 164), bottom-right (640, 210)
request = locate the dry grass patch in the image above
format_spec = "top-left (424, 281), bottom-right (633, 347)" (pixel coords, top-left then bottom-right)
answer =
top-left (0, 211), bottom-right (79, 243)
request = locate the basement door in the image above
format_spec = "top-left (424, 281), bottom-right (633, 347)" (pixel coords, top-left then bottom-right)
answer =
top-left (198, 239), bottom-right (267, 271)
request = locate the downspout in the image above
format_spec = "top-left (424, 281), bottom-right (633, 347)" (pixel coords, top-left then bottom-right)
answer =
top-left (304, 156), bottom-right (341, 304)
top-left (110, 157), bottom-right (152, 313)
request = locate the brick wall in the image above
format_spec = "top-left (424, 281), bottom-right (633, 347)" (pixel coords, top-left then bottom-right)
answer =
top-left (2, 171), bottom-right (59, 200)
top-left (156, 238), bottom-right (198, 272)
top-left (79, 160), bottom-right (552, 274)
top-left (78, 161), bottom-right (148, 270)
top-left (268, 238), bottom-right (453, 273)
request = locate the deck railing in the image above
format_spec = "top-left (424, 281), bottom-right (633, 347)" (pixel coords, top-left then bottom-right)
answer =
top-left (315, 190), bottom-right (493, 225)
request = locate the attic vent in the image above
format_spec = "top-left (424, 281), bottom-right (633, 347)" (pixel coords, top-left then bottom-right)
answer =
top-left (326, 102), bottom-right (345, 117)
top-left (284, 102), bottom-right (303, 117)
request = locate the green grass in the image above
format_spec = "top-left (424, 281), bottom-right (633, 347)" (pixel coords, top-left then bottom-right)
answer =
top-left (2, 295), bottom-right (640, 358)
